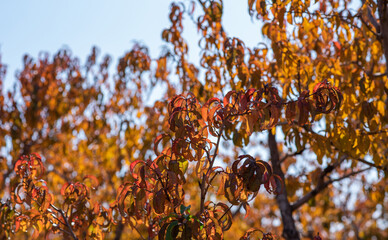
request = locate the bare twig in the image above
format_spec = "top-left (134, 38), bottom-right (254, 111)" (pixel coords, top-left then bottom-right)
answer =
top-left (232, 204), bottom-right (243, 218)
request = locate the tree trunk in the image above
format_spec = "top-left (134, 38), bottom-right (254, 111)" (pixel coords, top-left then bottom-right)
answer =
top-left (268, 131), bottom-right (300, 240)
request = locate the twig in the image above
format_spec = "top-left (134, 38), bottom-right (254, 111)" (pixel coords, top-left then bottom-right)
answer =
top-left (232, 204), bottom-right (243, 218)
top-left (290, 155), bottom-right (346, 211)
top-left (280, 147), bottom-right (306, 163)
top-left (328, 167), bottom-right (372, 184)
top-left (26, 191), bottom-right (76, 238)
top-left (205, 171), bottom-right (222, 194)
top-left (144, 161), bottom-right (172, 203)
top-left (50, 204), bottom-right (78, 240)
top-left (371, 72), bottom-right (387, 78)
top-left (200, 125), bottom-right (224, 213)
top-left (217, 204), bottom-right (233, 222)
top-left (361, 0), bottom-right (380, 33)
top-left (129, 221), bottom-right (146, 240)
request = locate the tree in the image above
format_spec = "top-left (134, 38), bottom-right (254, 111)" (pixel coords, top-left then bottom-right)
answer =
top-left (0, 0), bottom-right (387, 239)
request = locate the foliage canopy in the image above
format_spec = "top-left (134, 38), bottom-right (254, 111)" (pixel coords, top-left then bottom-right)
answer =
top-left (0, 0), bottom-right (387, 239)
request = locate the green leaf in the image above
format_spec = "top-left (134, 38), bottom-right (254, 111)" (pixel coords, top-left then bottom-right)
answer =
top-left (166, 221), bottom-right (179, 240)
top-left (180, 204), bottom-right (191, 214)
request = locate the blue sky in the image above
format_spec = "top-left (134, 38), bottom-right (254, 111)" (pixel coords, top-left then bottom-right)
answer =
top-left (0, 0), bottom-right (263, 91)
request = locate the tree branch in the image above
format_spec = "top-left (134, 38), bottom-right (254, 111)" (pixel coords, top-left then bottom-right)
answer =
top-left (328, 167), bottom-right (372, 184)
top-left (200, 125), bottom-right (223, 213)
top-left (371, 71), bottom-right (387, 77)
top-left (280, 148), bottom-right (306, 163)
top-left (303, 126), bottom-right (386, 171)
top-left (291, 166), bottom-right (371, 211)
top-left (361, 0), bottom-right (381, 33)
top-left (290, 155), bottom-right (346, 211)
top-left (50, 204), bottom-right (78, 240)
top-left (232, 204), bottom-right (243, 218)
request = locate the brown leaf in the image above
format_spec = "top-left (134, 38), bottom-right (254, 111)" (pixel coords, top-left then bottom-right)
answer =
top-left (153, 189), bottom-right (166, 214)
top-left (286, 101), bottom-right (297, 124)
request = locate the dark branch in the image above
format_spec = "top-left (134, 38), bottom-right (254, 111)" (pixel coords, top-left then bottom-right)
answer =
top-left (50, 204), bottom-right (78, 240)
top-left (280, 147), bottom-right (306, 163)
top-left (291, 165), bottom-right (371, 211)
top-left (303, 126), bottom-right (386, 171)
top-left (328, 167), bottom-right (372, 184)
top-left (361, 0), bottom-right (380, 33)
top-left (200, 125), bottom-right (223, 213)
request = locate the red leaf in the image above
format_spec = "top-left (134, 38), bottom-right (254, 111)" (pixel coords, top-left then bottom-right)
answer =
top-left (130, 160), bottom-right (144, 175)
top-left (84, 175), bottom-right (99, 189)
top-left (154, 133), bottom-right (170, 155)
top-left (333, 41), bottom-right (341, 51)
top-left (153, 190), bottom-right (166, 214)
top-left (286, 101), bottom-right (296, 124)
top-left (223, 90), bottom-right (236, 106)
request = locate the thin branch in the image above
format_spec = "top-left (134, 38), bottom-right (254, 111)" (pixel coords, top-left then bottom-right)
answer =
top-left (328, 167), bottom-right (372, 184)
top-left (200, 125), bottom-right (224, 213)
top-left (361, 0), bottom-right (380, 32)
top-left (291, 182), bottom-right (327, 212)
top-left (353, 156), bottom-right (385, 170)
top-left (297, 60), bottom-right (301, 94)
top-left (364, 129), bottom-right (388, 135)
top-left (359, 14), bottom-right (380, 38)
top-left (290, 155), bottom-right (346, 211)
top-left (129, 221), bottom-right (146, 240)
top-left (280, 147), bottom-right (306, 163)
top-left (144, 162), bottom-right (172, 203)
top-left (291, 166), bottom-right (371, 211)
top-left (232, 204), bottom-right (243, 218)
top-left (56, 226), bottom-right (73, 236)
top-left (47, 208), bottom-right (67, 227)
top-left (50, 204), bottom-right (78, 240)
top-left (333, 145), bottom-right (386, 170)
top-left (304, 126), bottom-right (386, 171)
top-left (205, 171), bottom-right (222, 195)
top-left (371, 71), bottom-right (387, 78)
top-left (26, 191), bottom-right (76, 238)
top-left (217, 204), bottom-right (233, 222)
